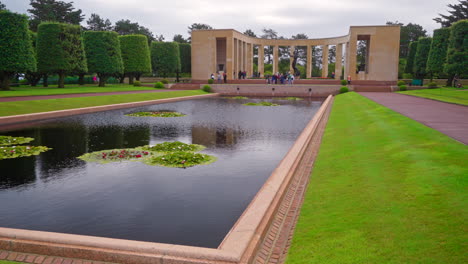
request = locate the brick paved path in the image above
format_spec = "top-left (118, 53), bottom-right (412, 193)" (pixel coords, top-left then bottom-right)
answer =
top-left (360, 92), bottom-right (468, 144)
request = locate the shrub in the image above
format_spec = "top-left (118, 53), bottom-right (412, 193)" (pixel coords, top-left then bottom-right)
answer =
top-left (133, 80), bottom-right (141, 87)
top-left (399, 85), bottom-right (407, 91)
top-left (154, 81), bottom-right (164, 89)
top-left (340, 79), bottom-right (348, 86)
top-left (207, 79), bottom-right (214, 84)
top-left (161, 79), bottom-right (169, 84)
top-left (340, 86), bottom-right (349, 93)
top-left (426, 28), bottom-right (450, 78)
top-left (119, 35), bottom-right (152, 84)
top-left (445, 20), bottom-right (468, 78)
top-left (179, 43), bottom-right (191, 73)
top-left (202, 85), bottom-right (212, 93)
top-left (405, 41), bottom-right (418, 74)
top-left (413, 37), bottom-right (432, 79)
top-left (0, 11), bottom-right (36, 90)
top-left (397, 80), bottom-right (405, 86)
top-left (150, 41), bottom-right (180, 78)
top-left (427, 82), bottom-right (438, 88)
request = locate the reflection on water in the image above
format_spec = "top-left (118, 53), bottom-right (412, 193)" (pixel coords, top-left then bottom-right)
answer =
top-left (0, 97), bottom-right (322, 248)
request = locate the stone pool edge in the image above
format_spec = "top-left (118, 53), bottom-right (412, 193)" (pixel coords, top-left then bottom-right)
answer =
top-left (0, 93), bottom-right (220, 127)
top-left (0, 95), bottom-right (334, 264)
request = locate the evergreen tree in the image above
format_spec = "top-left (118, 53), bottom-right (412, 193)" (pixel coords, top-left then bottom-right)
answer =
top-left (413, 37), bottom-right (432, 79)
top-left (405, 41), bottom-right (418, 74)
top-left (151, 42), bottom-right (180, 78)
top-left (86, 13), bottom-right (113, 31)
top-left (426, 28), bottom-right (450, 79)
top-left (0, 1), bottom-right (7, 11)
top-left (119, 35), bottom-right (152, 84)
top-left (445, 19), bottom-right (468, 84)
top-left (83, 31), bottom-right (123, 87)
top-left (0, 11), bottom-right (36, 90)
top-left (173, 34), bottom-right (188, 44)
top-left (28, 0), bottom-right (84, 31)
top-left (243, 29), bottom-right (257, 37)
top-left (179, 43), bottom-right (191, 73)
top-left (434, 0), bottom-right (468, 27)
top-left (114, 19), bottom-right (156, 44)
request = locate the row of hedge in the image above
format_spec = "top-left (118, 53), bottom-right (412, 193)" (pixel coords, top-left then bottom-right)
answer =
top-left (0, 10), bottom-right (192, 90)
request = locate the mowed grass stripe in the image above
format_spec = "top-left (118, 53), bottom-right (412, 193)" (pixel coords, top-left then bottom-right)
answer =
top-left (398, 87), bottom-right (468, 105)
top-left (0, 90), bottom-right (207, 116)
top-left (286, 92), bottom-right (467, 264)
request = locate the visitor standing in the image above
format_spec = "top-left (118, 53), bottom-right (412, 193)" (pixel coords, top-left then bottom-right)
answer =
top-left (238, 71), bottom-right (242, 79)
top-left (93, 75), bottom-right (97, 84)
top-left (223, 72), bottom-right (227, 83)
top-left (211, 73), bottom-right (215, 80)
top-left (291, 74), bottom-right (295, 85)
top-left (217, 73), bottom-right (222, 83)
top-left (347, 75), bottom-right (351, 85)
top-left (331, 72), bottom-right (335, 79)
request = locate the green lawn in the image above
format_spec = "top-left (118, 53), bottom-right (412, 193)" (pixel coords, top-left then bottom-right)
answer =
top-left (398, 87), bottom-right (468, 105)
top-left (286, 92), bottom-right (467, 264)
top-left (0, 261), bottom-right (23, 264)
top-left (0, 84), bottom-right (155, 97)
top-left (0, 90), bottom-right (207, 116)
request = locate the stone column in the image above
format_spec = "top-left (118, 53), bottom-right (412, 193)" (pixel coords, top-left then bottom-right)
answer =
top-left (321, 45), bottom-right (329, 78)
top-left (335, 43), bottom-right (343, 80)
top-left (240, 41), bottom-right (244, 74)
top-left (258, 45), bottom-right (264, 77)
top-left (233, 38), bottom-right (238, 79)
top-left (247, 43), bottom-right (253, 78)
top-left (289, 46), bottom-right (295, 73)
top-left (347, 35), bottom-right (358, 81)
top-left (306, 45), bottom-right (312, 78)
top-left (273, 45), bottom-right (278, 75)
top-left (226, 37), bottom-right (234, 80)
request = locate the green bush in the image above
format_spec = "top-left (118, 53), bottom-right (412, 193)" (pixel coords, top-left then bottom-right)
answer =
top-left (340, 79), bottom-right (348, 86)
top-left (402, 73), bottom-right (413, 79)
top-left (413, 37), bottom-right (432, 79)
top-left (207, 79), bottom-right (214, 84)
top-left (427, 82), bottom-right (438, 88)
top-left (179, 43), bottom-right (191, 73)
top-left (340, 86), bottom-right (349, 93)
top-left (133, 80), bottom-right (141, 87)
top-left (83, 31), bottom-right (124, 87)
top-left (399, 85), bottom-right (407, 91)
top-left (445, 20), bottom-right (468, 78)
top-left (0, 11), bottom-right (36, 90)
top-left (202, 85), bottom-right (212, 93)
top-left (405, 41), bottom-right (418, 74)
top-left (119, 34), bottom-right (152, 84)
top-left (397, 80), bottom-right (405, 86)
top-left (150, 41), bottom-right (180, 78)
top-left (154, 81), bottom-right (164, 89)
top-left (426, 28), bottom-right (450, 77)
top-left (264, 71), bottom-right (272, 76)
top-left (161, 79), bottom-right (169, 84)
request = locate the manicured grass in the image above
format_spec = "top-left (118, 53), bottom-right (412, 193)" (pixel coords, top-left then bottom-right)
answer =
top-left (0, 84), bottom-right (155, 97)
top-left (398, 87), bottom-right (468, 105)
top-left (0, 261), bottom-right (24, 264)
top-left (0, 90), bottom-right (207, 116)
top-left (287, 92), bottom-right (467, 264)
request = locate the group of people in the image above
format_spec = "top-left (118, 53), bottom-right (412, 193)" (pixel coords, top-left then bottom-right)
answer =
top-left (265, 72), bottom-right (296, 85)
top-left (211, 72), bottom-right (227, 84)
top-left (237, 70), bottom-right (247, 79)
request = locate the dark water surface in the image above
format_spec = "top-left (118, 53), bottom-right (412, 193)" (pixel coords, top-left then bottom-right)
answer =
top-left (0, 97), bottom-right (322, 248)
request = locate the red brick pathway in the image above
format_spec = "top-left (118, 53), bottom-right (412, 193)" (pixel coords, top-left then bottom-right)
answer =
top-left (360, 92), bottom-right (468, 144)
top-left (0, 250), bottom-right (115, 264)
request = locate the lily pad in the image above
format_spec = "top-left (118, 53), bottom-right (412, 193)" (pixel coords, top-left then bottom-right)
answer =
top-left (144, 151), bottom-right (216, 168)
top-left (243, 102), bottom-right (280, 106)
top-left (139, 141), bottom-right (205, 152)
top-left (275, 97), bottom-right (303, 101)
top-left (0, 145), bottom-right (51, 160)
top-left (126, 111), bottom-right (185, 117)
top-left (78, 148), bottom-right (153, 164)
top-left (0, 135), bottom-right (34, 146)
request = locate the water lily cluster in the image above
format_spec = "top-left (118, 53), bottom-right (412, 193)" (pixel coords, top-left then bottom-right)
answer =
top-left (243, 102), bottom-right (280, 106)
top-left (78, 141), bottom-right (215, 168)
top-left (276, 97), bottom-right (303, 101)
top-left (0, 136), bottom-right (51, 160)
top-left (126, 111), bottom-right (186, 117)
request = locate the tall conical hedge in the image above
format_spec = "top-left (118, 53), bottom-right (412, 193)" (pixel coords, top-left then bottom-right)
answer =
top-left (151, 42), bottom-right (180, 78)
top-left (0, 11), bottom-right (36, 90)
top-left (83, 31), bottom-right (123, 87)
top-left (179, 43), bottom-right (191, 73)
top-left (426, 28), bottom-right (450, 78)
top-left (119, 34), bottom-right (151, 84)
top-left (413, 37), bottom-right (432, 79)
top-left (445, 19), bottom-right (468, 79)
top-left (404, 41), bottom-right (418, 74)
top-left (37, 22), bottom-right (87, 88)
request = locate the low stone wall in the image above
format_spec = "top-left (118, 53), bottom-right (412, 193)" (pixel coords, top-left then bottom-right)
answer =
top-left (0, 95), bottom-right (335, 264)
top-left (209, 84), bottom-right (346, 97)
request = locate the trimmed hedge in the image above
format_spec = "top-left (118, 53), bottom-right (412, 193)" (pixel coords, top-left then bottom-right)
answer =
top-left (202, 85), bottom-right (212, 92)
top-left (0, 11), bottom-right (36, 90)
top-left (445, 20), bottom-right (468, 78)
top-left (399, 85), bottom-right (407, 91)
top-left (179, 43), bottom-right (191, 73)
top-left (426, 28), bottom-right (450, 77)
top-left (413, 37), bottom-right (432, 79)
top-left (339, 86), bottom-right (349, 93)
top-left (340, 79), bottom-right (347, 86)
top-left (37, 22), bottom-right (87, 88)
top-left (83, 31), bottom-right (123, 87)
top-left (154, 81), bottom-right (164, 88)
top-left (405, 41), bottom-right (418, 74)
top-left (151, 41), bottom-right (181, 78)
top-left (119, 34), bottom-right (151, 84)
top-left (397, 80), bottom-right (405, 86)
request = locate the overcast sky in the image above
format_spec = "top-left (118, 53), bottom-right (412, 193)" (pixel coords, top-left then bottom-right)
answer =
top-left (3, 0), bottom-right (452, 40)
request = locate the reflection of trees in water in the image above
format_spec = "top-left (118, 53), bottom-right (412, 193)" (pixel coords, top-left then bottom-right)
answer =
top-left (38, 124), bottom-right (88, 179)
top-left (150, 125), bottom-right (180, 140)
top-left (88, 125), bottom-right (151, 151)
top-left (0, 156), bottom-right (36, 189)
top-left (191, 125), bottom-right (239, 148)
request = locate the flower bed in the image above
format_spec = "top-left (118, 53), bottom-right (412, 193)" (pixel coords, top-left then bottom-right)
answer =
top-left (0, 135), bottom-right (34, 146)
top-left (0, 145), bottom-right (51, 160)
top-left (144, 151), bottom-right (216, 168)
top-left (140, 141), bottom-right (205, 152)
top-left (78, 149), bottom-right (152, 164)
top-left (243, 102), bottom-right (280, 106)
top-left (126, 111), bottom-right (185, 117)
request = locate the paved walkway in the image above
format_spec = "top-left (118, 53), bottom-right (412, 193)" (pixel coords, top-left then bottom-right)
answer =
top-left (359, 92), bottom-right (468, 144)
top-left (0, 89), bottom-right (177, 102)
